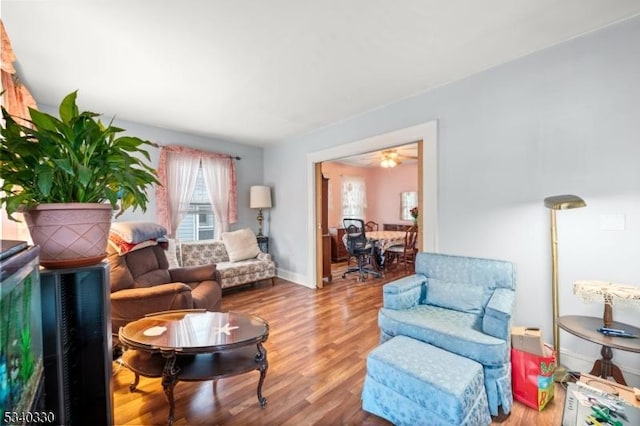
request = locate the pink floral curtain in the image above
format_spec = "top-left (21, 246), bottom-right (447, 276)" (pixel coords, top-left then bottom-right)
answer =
top-left (1, 20), bottom-right (38, 241)
top-left (1, 20), bottom-right (37, 125)
top-left (157, 145), bottom-right (238, 238)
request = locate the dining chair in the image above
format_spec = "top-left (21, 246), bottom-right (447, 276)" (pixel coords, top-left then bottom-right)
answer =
top-left (385, 225), bottom-right (418, 273)
top-left (365, 221), bottom-right (379, 232)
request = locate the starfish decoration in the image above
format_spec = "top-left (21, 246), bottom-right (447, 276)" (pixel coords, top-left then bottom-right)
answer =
top-left (214, 323), bottom-right (239, 336)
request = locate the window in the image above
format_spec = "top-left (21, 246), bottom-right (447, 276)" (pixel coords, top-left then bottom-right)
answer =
top-left (341, 175), bottom-right (367, 221)
top-left (157, 145), bottom-right (238, 240)
top-left (177, 166), bottom-right (215, 240)
top-left (401, 191), bottom-right (418, 220)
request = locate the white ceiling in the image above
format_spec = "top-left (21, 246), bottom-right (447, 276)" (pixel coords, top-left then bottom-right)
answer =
top-left (2, 1), bottom-right (640, 147)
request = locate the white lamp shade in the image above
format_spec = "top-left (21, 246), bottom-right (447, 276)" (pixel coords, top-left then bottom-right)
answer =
top-left (250, 186), bottom-right (272, 209)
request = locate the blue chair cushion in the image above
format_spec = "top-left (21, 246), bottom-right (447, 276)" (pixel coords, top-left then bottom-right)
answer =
top-left (363, 335), bottom-right (491, 425)
top-left (415, 252), bottom-right (515, 291)
top-left (425, 278), bottom-right (492, 315)
top-left (379, 305), bottom-right (507, 366)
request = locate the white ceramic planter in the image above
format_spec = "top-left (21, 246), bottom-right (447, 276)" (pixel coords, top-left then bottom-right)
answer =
top-left (22, 203), bottom-right (113, 269)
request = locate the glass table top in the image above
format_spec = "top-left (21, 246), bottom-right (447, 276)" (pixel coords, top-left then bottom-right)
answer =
top-left (119, 310), bottom-right (269, 352)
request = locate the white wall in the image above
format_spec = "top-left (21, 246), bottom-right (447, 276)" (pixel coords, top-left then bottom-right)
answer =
top-left (265, 17), bottom-right (640, 382)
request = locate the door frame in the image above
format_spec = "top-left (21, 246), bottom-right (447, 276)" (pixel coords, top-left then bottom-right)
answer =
top-left (308, 120), bottom-right (438, 288)
top-left (314, 163), bottom-right (325, 288)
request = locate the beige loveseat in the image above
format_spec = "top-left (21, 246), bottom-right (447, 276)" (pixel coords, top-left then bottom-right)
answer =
top-left (176, 239), bottom-right (276, 290)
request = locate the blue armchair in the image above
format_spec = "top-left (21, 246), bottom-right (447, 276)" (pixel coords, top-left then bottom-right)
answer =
top-left (378, 252), bottom-right (516, 416)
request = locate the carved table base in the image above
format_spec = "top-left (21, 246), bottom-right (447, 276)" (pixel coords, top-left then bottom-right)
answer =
top-left (122, 345), bottom-right (269, 425)
top-left (589, 345), bottom-right (627, 385)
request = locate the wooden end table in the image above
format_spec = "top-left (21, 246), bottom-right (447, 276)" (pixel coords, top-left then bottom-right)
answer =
top-left (558, 315), bottom-right (640, 385)
top-left (118, 309), bottom-right (269, 425)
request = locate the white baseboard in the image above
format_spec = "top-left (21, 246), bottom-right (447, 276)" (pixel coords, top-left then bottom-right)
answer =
top-left (561, 348), bottom-right (640, 388)
top-left (276, 268), bottom-right (313, 288)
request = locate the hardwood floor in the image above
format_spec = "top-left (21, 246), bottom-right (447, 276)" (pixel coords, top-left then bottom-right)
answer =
top-left (113, 262), bottom-right (566, 425)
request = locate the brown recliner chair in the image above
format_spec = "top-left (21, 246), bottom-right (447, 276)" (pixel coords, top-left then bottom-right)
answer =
top-left (107, 244), bottom-right (222, 336)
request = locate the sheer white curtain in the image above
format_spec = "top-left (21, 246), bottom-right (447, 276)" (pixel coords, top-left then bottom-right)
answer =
top-left (165, 152), bottom-right (200, 236)
top-left (341, 175), bottom-right (367, 221)
top-left (201, 156), bottom-right (232, 239)
top-left (157, 145), bottom-right (238, 239)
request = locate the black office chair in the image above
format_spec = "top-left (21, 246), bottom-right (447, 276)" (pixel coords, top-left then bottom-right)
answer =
top-left (342, 218), bottom-right (382, 281)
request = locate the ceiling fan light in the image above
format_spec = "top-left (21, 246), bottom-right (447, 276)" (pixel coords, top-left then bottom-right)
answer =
top-left (380, 157), bottom-right (397, 168)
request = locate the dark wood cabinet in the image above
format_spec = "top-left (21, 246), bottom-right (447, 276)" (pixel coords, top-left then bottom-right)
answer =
top-left (40, 263), bottom-right (113, 426)
top-left (321, 176), bottom-right (332, 282)
top-left (322, 234), bottom-right (332, 282)
top-left (331, 228), bottom-right (348, 262)
top-left (383, 223), bottom-right (413, 232)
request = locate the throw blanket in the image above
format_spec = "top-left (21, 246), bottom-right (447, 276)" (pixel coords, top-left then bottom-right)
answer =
top-left (108, 233), bottom-right (158, 256)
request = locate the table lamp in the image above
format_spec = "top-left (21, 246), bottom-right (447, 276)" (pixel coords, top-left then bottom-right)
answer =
top-left (250, 185), bottom-right (272, 236)
top-left (544, 194), bottom-right (586, 381)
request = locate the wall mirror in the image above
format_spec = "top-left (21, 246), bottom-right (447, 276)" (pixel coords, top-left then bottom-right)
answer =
top-left (400, 191), bottom-right (418, 220)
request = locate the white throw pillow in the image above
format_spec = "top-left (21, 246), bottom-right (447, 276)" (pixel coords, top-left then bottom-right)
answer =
top-left (221, 228), bottom-right (261, 262)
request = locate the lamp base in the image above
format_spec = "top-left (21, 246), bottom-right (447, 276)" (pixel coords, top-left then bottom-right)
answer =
top-left (256, 209), bottom-right (264, 237)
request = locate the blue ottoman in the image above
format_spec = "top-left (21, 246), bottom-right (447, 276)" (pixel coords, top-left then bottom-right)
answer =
top-left (362, 335), bottom-right (491, 426)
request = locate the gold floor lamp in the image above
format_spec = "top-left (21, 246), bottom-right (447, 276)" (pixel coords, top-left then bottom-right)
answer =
top-left (544, 194), bottom-right (586, 381)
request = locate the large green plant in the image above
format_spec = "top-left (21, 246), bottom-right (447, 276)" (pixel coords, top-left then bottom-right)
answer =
top-left (0, 91), bottom-right (159, 219)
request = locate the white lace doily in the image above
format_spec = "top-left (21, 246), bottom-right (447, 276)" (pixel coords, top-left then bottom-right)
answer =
top-left (573, 280), bottom-right (640, 306)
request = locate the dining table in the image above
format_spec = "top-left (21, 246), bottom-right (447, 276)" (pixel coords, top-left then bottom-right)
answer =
top-left (342, 230), bottom-right (407, 269)
top-left (365, 230), bottom-right (407, 254)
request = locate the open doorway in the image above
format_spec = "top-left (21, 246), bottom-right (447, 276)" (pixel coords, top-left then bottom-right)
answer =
top-left (308, 120), bottom-right (438, 289)
top-left (319, 143), bottom-right (420, 285)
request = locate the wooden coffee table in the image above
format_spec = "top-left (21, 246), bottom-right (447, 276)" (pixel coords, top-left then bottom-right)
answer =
top-left (118, 309), bottom-right (269, 425)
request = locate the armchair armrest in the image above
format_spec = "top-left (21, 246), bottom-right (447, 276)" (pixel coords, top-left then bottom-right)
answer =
top-left (482, 288), bottom-right (515, 341)
top-left (169, 264), bottom-right (216, 283)
top-left (382, 274), bottom-right (427, 310)
top-left (110, 283), bottom-right (194, 329)
top-left (257, 252), bottom-right (272, 261)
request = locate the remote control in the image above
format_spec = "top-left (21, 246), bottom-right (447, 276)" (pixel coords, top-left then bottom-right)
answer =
top-left (600, 327), bottom-right (626, 333)
top-left (597, 327), bottom-right (638, 338)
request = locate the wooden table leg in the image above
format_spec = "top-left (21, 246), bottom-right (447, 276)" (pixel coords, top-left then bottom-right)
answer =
top-left (256, 342), bottom-right (268, 407)
top-left (589, 345), bottom-right (627, 385)
top-left (129, 372), bottom-right (140, 392)
top-left (161, 354), bottom-right (180, 426)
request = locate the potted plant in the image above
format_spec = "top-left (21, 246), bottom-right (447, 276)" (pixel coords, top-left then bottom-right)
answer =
top-left (410, 206), bottom-right (419, 226)
top-left (1, 91), bottom-right (159, 268)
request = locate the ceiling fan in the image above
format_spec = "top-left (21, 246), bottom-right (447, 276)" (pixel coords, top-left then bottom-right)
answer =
top-left (332, 144), bottom-right (418, 168)
top-left (379, 149), bottom-right (417, 168)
